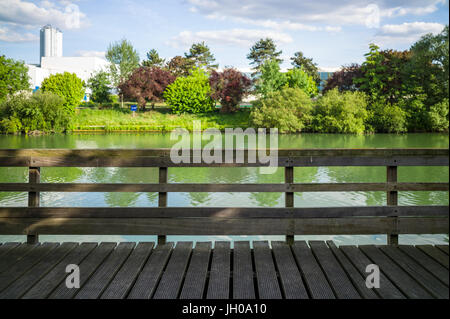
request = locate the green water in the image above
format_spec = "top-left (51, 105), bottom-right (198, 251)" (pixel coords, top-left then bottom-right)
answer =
top-left (0, 133), bottom-right (448, 245)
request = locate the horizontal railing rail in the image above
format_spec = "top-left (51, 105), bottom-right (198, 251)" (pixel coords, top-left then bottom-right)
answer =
top-left (0, 148), bottom-right (448, 245)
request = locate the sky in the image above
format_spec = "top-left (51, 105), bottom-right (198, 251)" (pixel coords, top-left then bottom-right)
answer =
top-left (0, 0), bottom-right (449, 71)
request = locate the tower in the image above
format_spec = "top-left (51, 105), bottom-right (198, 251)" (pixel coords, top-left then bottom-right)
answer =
top-left (39, 25), bottom-right (63, 64)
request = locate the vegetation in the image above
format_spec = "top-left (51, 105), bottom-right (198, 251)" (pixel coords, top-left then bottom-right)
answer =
top-left (185, 42), bottom-right (218, 70)
top-left (106, 39), bottom-right (140, 87)
top-left (40, 72), bottom-right (85, 113)
top-left (247, 38), bottom-right (282, 75)
top-left (0, 55), bottom-right (30, 101)
top-left (142, 49), bottom-right (165, 68)
top-left (87, 70), bottom-right (112, 104)
top-left (290, 51), bottom-right (320, 85)
top-left (323, 64), bottom-right (362, 92)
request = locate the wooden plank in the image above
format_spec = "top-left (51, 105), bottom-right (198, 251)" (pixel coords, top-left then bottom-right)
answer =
top-left (22, 243), bottom-right (98, 299)
top-left (436, 245), bottom-right (449, 255)
top-left (1, 216), bottom-right (447, 236)
top-left (0, 242), bottom-right (58, 293)
top-left (179, 242), bottom-right (212, 299)
top-left (326, 241), bottom-right (379, 299)
top-left (1, 182), bottom-right (448, 192)
top-left (0, 242), bottom-right (20, 258)
top-left (359, 245), bottom-right (432, 299)
top-left (416, 245), bottom-right (449, 269)
top-left (0, 243), bottom-right (77, 299)
top-left (100, 242), bottom-right (154, 299)
top-left (233, 241), bottom-right (255, 299)
top-left (309, 241), bottom-right (361, 299)
top-left (379, 246), bottom-right (448, 299)
top-left (398, 245), bottom-right (449, 286)
top-left (48, 242), bottom-right (116, 299)
top-left (387, 166), bottom-right (398, 245)
top-left (291, 241), bottom-right (335, 299)
top-left (0, 243), bottom-right (39, 273)
top-left (127, 243), bottom-right (173, 299)
top-left (206, 242), bottom-right (230, 299)
top-left (74, 242), bottom-right (135, 299)
top-left (271, 241), bottom-right (308, 299)
top-left (153, 242), bottom-right (192, 299)
top-left (340, 245), bottom-right (405, 299)
top-left (253, 241), bottom-right (282, 299)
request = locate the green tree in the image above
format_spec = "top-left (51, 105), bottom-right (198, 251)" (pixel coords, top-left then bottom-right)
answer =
top-left (40, 72), bottom-right (85, 113)
top-left (142, 49), bottom-right (165, 68)
top-left (105, 39), bottom-right (140, 87)
top-left (166, 55), bottom-right (193, 77)
top-left (290, 51), bottom-right (320, 85)
top-left (87, 70), bottom-right (112, 103)
top-left (185, 42), bottom-right (218, 70)
top-left (247, 38), bottom-right (282, 75)
top-left (255, 59), bottom-right (286, 97)
top-left (285, 68), bottom-right (318, 97)
top-left (0, 55), bottom-right (30, 101)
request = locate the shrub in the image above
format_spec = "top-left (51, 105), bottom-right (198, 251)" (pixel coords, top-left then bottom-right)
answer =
top-left (0, 92), bottom-right (71, 134)
top-left (164, 67), bottom-right (215, 114)
top-left (285, 68), bottom-right (318, 97)
top-left (311, 88), bottom-right (368, 134)
top-left (428, 98), bottom-right (449, 132)
top-left (41, 72), bottom-right (85, 113)
top-left (250, 87), bottom-right (313, 133)
top-left (398, 93), bottom-right (428, 132)
top-left (209, 68), bottom-right (252, 113)
top-left (366, 98), bottom-right (407, 133)
top-left (87, 71), bottom-right (112, 104)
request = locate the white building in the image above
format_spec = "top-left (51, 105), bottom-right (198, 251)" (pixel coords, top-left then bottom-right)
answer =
top-left (27, 25), bottom-right (110, 99)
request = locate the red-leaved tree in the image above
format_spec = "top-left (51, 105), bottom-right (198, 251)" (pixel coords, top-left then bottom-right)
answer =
top-left (119, 67), bottom-right (175, 110)
top-left (323, 64), bottom-right (362, 93)
top-left (209, 68), bottom-right (252, 113)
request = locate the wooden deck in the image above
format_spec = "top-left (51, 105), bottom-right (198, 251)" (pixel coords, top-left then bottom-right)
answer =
top-left (0, 241), bottom-right (448, 299)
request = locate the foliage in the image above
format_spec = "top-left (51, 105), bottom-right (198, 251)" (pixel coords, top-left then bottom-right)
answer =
top-left (311, 88), bottom-right (368, 134)
top-left (164, 67), bottom-right (215, 114)
top-left (87, 70), bottom-right (112, 103)
top-left (285, 68), bottom-right (318, 97)
top-left (105, 39), bottom-right (140, 87)
top-left (366, 98), bottom-right (407, 133)
top-left (166, 55), bottom-right (193, 77)
top-left (247, 38), bottom-right (282, 75)
top-left (185, 42), bottom-right (218, 70)
top-left (142, 49), bottom-right (165, 68)
top-left (250, 88), bottom-right (313, 133)
top-left (40, 72), bottom-right (85, 113)
top-left (428, 98), bottom-right (449, 132)
top-left (209, 68), bottom-right (252, 113)
top-left (323, 64), bottom-right (362, 92)
top-left (118, 67), bottom-right (175, 110)
top-left (0, 55), bottom-right (30, 101)
top-left (290, 51), bottom-right (320, 85)
top-left (0, 92), bottom-right (71, 134)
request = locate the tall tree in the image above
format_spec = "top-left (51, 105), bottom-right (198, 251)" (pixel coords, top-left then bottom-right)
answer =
top-left (185, 42), bottom-right (218, 70)
top-left (87, 70), bottom-right (112, 103)
top-left (166, 56), bottom-right (193, 77)
top-left (247, 38), bottom-right (282, 75)
top-left (105, 39), bottom-right (140, 87)
top-left (0, 55), bottom-right (30, 101)
top-left (323, 64), bottom-right (362, 92)
top-left (142, 49), bottom-right (165, 68)
top-left (290, 51), bottom-right (320, 85)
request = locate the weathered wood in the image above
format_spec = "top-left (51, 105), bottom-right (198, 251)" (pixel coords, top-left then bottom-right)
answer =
top-left (253, 241), bottom-right (282, 299)
top-left (0, 243), bottom-right (38, 273)
top-left (22, 243), bottom-right (98, 299)
top-left (326, 241), bottom-right (379, 299)
top-left (153, 242), bottom-right (192, 299)
top-left (27, 167), bottom-right (40, 244)
top-left (75, 242), bottom-right (135, 299)
top-left (309, 241), bottom-right (360, 299)
top-left (0, 242), bottom-right (20, 258)
top-left (271, 241), bottom-right (308, 299)
top-left (127, 243), bottom-right (173, 299)
top-left (340, 245), bottom-right (405, 299)
top-left (416, 245), bottom-right (449, 269)
top-left (387, 166), bottom-right (398, 245)
top-left (359, 245), bottom-right (432, 299)
top-left (436, 245), bottom-right (449, 255)
top-left (233, 241), bottom-right (255, 299)
top-left (285, 167), bottom-right (294, 245)
top-left (100, 242), bottom-right (154, 299)
top-left (179, 242), bottom-right (211, 299)
top-left (206, 242), bottom-right (230, 299)
top-left (48, 242), bottom-right (116, 299)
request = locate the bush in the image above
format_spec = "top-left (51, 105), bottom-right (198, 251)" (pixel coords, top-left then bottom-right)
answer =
top-left (87, 71), bottom-right (112, 104)
top-left (250, 87), bottom-right (313, 133)
top-left (209, 68), bottom-right (252, 113)
top-left (428, 98), bottom-right (449, 132)
top-left (366, 99), bottom-right (407, 133)
top-left (0, 92), bottom-right (71, 134)
top-left (41, 72), bottom-right (85, 113)
top-left (164, 67), bottom-right (215, 114)
top-left (311, 88), bottom-right (368, 134)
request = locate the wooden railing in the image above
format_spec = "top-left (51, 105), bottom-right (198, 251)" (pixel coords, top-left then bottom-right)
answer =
top-left (0, 148), bottom-right (448, 245)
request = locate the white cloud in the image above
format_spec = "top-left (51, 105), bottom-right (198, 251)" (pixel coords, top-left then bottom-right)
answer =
top-left (373, 22), bottom-right (445, 45)
top-left (167, 29), bottom-right (293, 48)
top-left (0, 25), bottom-right (38, 42)
top-left (75, 50), bottom-right (106, 59)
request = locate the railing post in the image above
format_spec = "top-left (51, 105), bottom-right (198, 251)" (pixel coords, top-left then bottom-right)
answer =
top-left (158, 167), bottom-right (168, 245)
top-left (27, 166), bottom-right (40, 244)
top-left (387, 166), bottom-right (398, 246)
top-left (285, 166), bottom-right (294, 245)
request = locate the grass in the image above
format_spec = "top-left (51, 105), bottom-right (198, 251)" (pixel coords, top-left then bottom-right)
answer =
top-left (73, 106), bottom-right (252, 132)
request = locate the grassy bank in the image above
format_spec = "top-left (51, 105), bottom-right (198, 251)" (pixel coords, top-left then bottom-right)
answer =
top-left (73, 107), bottom-right (251, 132)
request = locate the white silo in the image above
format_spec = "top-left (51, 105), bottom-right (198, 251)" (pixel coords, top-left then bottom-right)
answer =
top-left (40, 25), bottom-right (63, 64)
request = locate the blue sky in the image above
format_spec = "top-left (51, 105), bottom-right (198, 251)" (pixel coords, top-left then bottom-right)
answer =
top-left (0, 0), bottom-right (449, 70)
